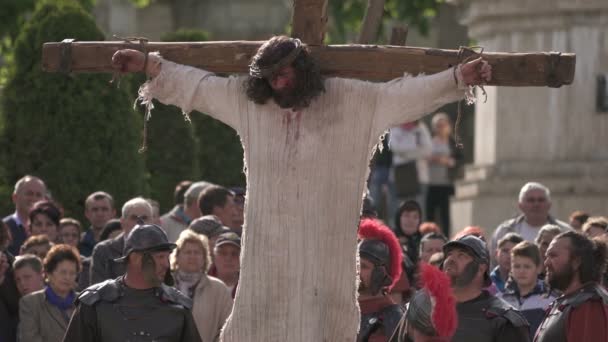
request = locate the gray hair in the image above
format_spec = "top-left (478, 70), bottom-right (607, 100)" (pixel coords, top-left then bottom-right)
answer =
top-left (170, 229), bottom-right (211, 273)
top-left (184, 181), bottom-right (214, 207)
top-left (534, 224), bottom-right (562, 245)
top-left (518, 182), bottom-right (551, 203)
top-left (121, 197), bottom-right (153, 218)
top-left (431, 112), bottom-right (450, 128)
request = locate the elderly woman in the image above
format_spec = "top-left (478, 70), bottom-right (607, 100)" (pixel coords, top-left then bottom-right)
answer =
top-left (29, 200), bottom-right (62, 243)
top-left (171, 230), bottom-right (233, 342)
top-left (19, 244), bottom-right (80, 342)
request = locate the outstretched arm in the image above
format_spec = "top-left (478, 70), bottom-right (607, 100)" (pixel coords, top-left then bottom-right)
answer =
top-left (112, 49), bottom-right (242, 131)
top-left (372, 58), bottom-right (491, 135)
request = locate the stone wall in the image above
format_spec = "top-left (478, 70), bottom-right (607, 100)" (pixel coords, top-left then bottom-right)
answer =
top-left (450, 0), bottom-right (608, 235)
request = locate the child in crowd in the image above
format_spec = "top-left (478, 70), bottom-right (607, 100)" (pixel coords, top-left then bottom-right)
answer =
top-left (490, 233), bottom-right (523, 292)
top-left (499, 241), bottom-right (557, 339)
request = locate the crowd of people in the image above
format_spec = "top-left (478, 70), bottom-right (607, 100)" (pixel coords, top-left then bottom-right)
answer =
top-left (0, 176), bottom-right (243, 342)
top-left (0, 34), bottom-right (605, 342)
top-left (0, 174), bottom-right (606, 342)
top-left (358, 181), bottom-right (608, 342)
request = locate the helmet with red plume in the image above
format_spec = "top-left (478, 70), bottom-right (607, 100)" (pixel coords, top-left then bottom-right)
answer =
top-left (358, 219), bottom-right (403, 294)
top-left (401, 263), bottom-right (458, 340)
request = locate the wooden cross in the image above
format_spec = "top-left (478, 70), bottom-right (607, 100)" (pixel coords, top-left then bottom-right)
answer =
top-left (43, 1), bottom-right (574, 341)
top-left (42, 1), bottom-right (574, 86)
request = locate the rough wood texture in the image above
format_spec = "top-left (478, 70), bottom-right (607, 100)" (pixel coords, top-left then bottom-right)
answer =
top-left (389, 25), bottom-right (408, 46)
top-left (357, 0), bottom-right (386, 44)
top-left (42, 41), bottom-right (576, 87)
top-left (291, 0), bottom-right (328, 45)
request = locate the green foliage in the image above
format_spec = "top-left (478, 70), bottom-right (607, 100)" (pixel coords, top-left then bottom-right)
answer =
top-left (328, 0), bottom-right (443, 43)
top-left (138, 28), bottom-right (244, 214)
top-left (164, 29), bottom-right (245, 188)
top-left (0, 0), bottom-right (145, 221)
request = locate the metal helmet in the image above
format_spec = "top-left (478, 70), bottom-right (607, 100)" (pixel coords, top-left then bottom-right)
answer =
top-left (404, 263), bottom-right (458, 339)
top-left (114, 224), bottom-right (176, 263)
top-left (358, 219), bottom-right (403, 295)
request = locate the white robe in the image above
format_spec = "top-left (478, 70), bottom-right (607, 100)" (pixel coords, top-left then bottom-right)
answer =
top-left (142, 59), bottom-right (464, 342)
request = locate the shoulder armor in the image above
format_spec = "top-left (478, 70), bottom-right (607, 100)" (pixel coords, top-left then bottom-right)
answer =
top-left (597, 285), bottom-right (608, 304)
top-left (485, 297), bottom-right (529, 328)
top-left (158, 284), bottom-right (193, 309)
top-left (566, 283), bottom-right (608, 308)
top-left (501, 309), bottom-right (529, 328)
top-left (380, 304), bottom-right (405, 339)
top-left (77, 278), bottom-right (122, 305)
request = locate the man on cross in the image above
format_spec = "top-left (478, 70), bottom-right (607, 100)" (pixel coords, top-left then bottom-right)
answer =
top-left (112, 35), bottom-right (491, 341)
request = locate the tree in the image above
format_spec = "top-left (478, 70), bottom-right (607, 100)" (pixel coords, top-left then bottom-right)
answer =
top-left (161, 30), bottom-right (246, 189)
top-left (328, 0), bottom-right (442, 43)
top-left (0, 0), bottom-right (145, 221)
top-left (139, 29), bottom-right (205, 214)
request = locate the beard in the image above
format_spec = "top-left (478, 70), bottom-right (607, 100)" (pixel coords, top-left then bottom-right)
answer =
top-left (141, 253), bottom-right (162, 287)
top-left (245, 57), bottom-right (325, 110)
top-left (271, 73), bottom-right (322, 110)
top-left (447, 259), bottom-right (480, 288)
top-left (546, 263), bottom-right (575, 291)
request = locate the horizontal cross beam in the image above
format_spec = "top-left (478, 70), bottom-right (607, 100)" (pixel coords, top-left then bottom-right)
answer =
top-left (42, 41), bottom-right (575, 87)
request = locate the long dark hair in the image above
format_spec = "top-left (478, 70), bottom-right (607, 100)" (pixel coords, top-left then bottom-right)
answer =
top-left (558, 231), bottom-right (608, 284)
top-left (245, 36), bottom-right (324, 109)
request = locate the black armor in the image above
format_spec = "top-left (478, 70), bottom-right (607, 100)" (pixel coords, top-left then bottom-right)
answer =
top-left (534, 283), bottom-right (608, 342)
top-left (358, 303), bottom-right (404, 342)
top-left (452, 291), bottom-right (530, 342)
top-left (63, 277), bottom-right (201, 342)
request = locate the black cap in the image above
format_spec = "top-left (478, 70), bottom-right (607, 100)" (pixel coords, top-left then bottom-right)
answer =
top-left (114, 224), bottom-right (177, 263)
top-left (214, 232), bottom-right (241, 249)
top-left (189, 215), bottom-right (230, 239)
top-left (443, 235), bottom-right (490, 264)
top-left (358, 239), bottom-right (390, 266)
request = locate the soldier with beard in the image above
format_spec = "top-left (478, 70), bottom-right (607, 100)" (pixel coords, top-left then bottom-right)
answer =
top-left (534, 231), bottom-right (608, 342)
top-left (442, 235), bottom-right (530, 342)
top-left (62, 224), bottom-right (201, 342)
top-left (357, 219), bottom-right (403, 342)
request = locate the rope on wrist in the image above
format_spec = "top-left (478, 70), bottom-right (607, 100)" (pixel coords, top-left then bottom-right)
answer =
top-left (110, 35), bottom-right (152, 153)
top-left (454, 46), bottom-right (487, 149)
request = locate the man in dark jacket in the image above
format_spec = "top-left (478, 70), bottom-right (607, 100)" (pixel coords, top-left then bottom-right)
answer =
top-left (443, 235), bottom-right (531, 342)
top-left (89, 197), bottom-right (153, 284)
top-left (2, 175), bottom-right (47, 255)
top-left (63, 223), bottom-right (201, 342)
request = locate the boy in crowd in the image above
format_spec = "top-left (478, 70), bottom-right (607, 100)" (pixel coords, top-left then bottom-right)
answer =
top-left (500, 241), bottom-right (556, 339)
top-left (12, 254), bottom-right (45, 296)
top-left (491, 233), bottom-right (524, 292)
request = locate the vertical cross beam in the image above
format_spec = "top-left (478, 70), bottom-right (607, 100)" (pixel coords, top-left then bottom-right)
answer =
top-left (291, 0), bottom-right (328, 45)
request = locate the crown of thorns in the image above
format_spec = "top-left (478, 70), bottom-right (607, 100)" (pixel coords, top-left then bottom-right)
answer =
top-left (249, 38), bottom-right (303, 79)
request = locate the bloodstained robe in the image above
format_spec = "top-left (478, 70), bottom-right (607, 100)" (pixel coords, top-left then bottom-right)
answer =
top-left (141, 58), bottom-right (464, 342)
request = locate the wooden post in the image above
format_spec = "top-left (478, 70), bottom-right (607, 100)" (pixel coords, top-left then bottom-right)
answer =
top-left (357, 0), bottom-right (386, 44)
top-left (389, 25), bottom-right (408, 46)
top-left (291, 0), bottom-right (328, 45)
